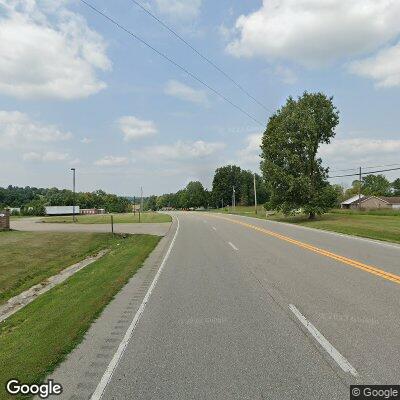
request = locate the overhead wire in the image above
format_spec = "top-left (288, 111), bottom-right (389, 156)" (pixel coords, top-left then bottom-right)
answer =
top-left (79, 0), bottom-right (265, 127)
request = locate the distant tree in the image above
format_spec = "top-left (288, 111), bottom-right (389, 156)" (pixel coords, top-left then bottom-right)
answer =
top-left (261, 92), bottom-right (339, 218)
top-left (330, 184), bottom-right (345, 207)
top-left (212, 165), bottom-right (243, 208)
top-left (391, 178), bottom-right (400, 196)
top-left (145, 195), bottom-right (157, 211)
top-left (185, 181), bottom-right (206, 208)
top-left (344, 180), bottom-right (362, 199)
top-left (362, 174), bottom-right (391, 196)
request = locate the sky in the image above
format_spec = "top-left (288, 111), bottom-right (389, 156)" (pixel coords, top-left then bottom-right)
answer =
top-left (0, 0), bottom-right (399, 196)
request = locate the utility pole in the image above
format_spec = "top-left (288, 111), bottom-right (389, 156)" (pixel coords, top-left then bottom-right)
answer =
top-left (358, 166), bottom-right (362, 210)
top-left (232, 186), bottom-right (236, 211)
top-left (140, 187), bottom-right (144, 211)
top-left (253, 173), bottom-right (258, 214)
top-left (71, 168), bottom-right (76, 222)
top-left (222, 198), bottom-right (224, 210)
top-left (133, 196), bottom-right (136, 216)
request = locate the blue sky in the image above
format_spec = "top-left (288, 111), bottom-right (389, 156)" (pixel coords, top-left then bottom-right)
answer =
top-left (1, 0), bottom-right (399, 196)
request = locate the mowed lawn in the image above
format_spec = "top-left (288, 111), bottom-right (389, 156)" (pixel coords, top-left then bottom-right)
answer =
top-left (0, 234), bottom-right (160, 399)
top-left (213, 206), bottom-right (400, 244)
top-left (40, 212), bottom-right (171, 224)
top-left (0, 231), bottom-right (112, 305)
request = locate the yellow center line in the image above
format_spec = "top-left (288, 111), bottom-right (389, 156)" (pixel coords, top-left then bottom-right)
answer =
top-left (209, 214), bottom-right (400, 285)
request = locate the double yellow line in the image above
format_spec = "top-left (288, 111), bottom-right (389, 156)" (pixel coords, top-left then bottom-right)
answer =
top-left (210, 214), bottom-right (400, 285)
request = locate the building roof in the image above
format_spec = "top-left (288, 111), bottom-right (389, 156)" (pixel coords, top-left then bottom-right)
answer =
top-left (341, 195), bottom-right (365, 205)
top-left (379, 196), bottom-right (400, 205)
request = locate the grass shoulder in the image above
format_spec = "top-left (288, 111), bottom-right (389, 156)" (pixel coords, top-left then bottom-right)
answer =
top-left (0, 234), bottom-right (160, 399)
top-left (0, 231), bottom-right (113, 305)
top-left (211, 206), bottom-right (400, 245)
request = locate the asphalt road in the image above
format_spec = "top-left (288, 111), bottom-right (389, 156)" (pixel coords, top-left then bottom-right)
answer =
top-left (47, 211), bottom-right (400, 400)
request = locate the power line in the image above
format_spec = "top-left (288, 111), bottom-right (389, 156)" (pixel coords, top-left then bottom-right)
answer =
top-left (129, 0), bottom-right (271, 113)
top-left (329, 163), bottom-right (400, 173)
top-left (328, 167), bottom-right (400, 179)
top-left (79, 0), bottom-right (265, 127)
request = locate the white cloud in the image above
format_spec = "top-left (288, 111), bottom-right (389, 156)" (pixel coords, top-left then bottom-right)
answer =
top-left (0, 0), bottom-right (111, 99)
top-left (117, 116), bottom-right (157, 141)
top-left (273, 65), bottom-right (297, 85)
top-left (94, 156), bottom-right (129, 166)
top-left (227, 0), bottom-right (400, 67)
top-left (23, 151), bottom-right (70, 162)
top-left (0, 110), bottom-right (72, 146)
top-left (237, 133), bottom-right (262, 166)
top-left (154, 0), bottom-right (201, 21)
top-left (319, 137), bottom-right (400, 173)
top-left (133, 140), bottom-right (225, 161)
top-left (349, 42), bottom-right (400, 87)
top-left (81, 137), bottom-right (93, 144)
top-left (164, 80), bottom-right (208, 105)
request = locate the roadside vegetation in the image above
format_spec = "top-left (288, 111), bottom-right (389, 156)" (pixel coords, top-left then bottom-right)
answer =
top-left (0, 234), bottom-right (160, 398)
top-left (39, 212), bottom-right (171, 224)
top-left (0, 231), bottom-right (113, 305)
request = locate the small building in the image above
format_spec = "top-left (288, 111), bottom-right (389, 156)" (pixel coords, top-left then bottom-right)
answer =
top-left (45, 206), bottom-right (80, 216)
top-left (341, 195), bottom-right (400, 210)
top-left (80, 208), bottom-right (106, 215)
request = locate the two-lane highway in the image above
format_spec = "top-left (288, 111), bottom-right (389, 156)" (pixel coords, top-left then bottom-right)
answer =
top-left (48, 211), bottom-right (400, 399)
top-left (87, 211), bottom-right (399, 399)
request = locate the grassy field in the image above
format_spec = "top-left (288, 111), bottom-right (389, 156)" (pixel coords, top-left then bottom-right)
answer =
top-left (40, 212), bottom-right (171, 224)
top-left (212, 206), bottom-right (400, 244)
top-left (0, 234), bottom-right (159, 399)
top-left (0, 231), bottom-right (112, 305)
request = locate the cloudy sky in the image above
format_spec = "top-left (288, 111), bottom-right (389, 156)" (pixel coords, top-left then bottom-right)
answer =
top-left (1, 0), bottom-right (399, 195)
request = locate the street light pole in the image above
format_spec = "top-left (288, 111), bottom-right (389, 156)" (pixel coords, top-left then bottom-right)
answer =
top-left (253, 173), bottom-right (258, 214)
top-left (71, 168), bottom-right (76, 222)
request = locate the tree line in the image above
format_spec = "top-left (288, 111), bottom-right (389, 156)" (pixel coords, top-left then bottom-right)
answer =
top-left (145, 166), bottom-right (269, 211)
top-left (0, 186), bottom-right (131, 215)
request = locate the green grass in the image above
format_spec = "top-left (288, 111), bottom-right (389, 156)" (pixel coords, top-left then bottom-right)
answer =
top-left (40, 212), bottom-right (171, 224)
top-left (211, 206), bottom-right (400, 244)
top-left (270, 213), bottom-right (400, 244)
top-left (0, 234), bottom-right (160, 399)
top-left (0, 231), bottom-right (113, 305)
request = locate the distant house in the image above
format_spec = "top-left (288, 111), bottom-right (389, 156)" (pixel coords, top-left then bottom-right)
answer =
top-left (45, 206), bottom-right (80, 216)
top-left (341, 195), bottom-right (400, 210)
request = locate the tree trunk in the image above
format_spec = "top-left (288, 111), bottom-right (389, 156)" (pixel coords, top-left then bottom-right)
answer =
top-left (308, 212), bottom-right (316, 220)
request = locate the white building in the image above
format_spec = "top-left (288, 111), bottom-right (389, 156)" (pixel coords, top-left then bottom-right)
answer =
top-left (45, 206), bottom-right (80, 215)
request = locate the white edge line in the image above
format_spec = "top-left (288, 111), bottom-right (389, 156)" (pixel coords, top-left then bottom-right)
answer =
top-left (90, 217), bottom-right (180, 400)
top-left (289, 304), bottom-right (358, 377)
top-left (228, 241), bottom-right (238, 251)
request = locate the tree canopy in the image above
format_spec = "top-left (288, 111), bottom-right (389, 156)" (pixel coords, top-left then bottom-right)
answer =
top-left (261, 92), bottom-right (339, 218)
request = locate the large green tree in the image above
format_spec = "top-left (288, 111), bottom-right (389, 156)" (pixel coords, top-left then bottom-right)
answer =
top-left (261, 92), bottom-right (339, 218)
top-left (362, 174), bottom-right (391, 196)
